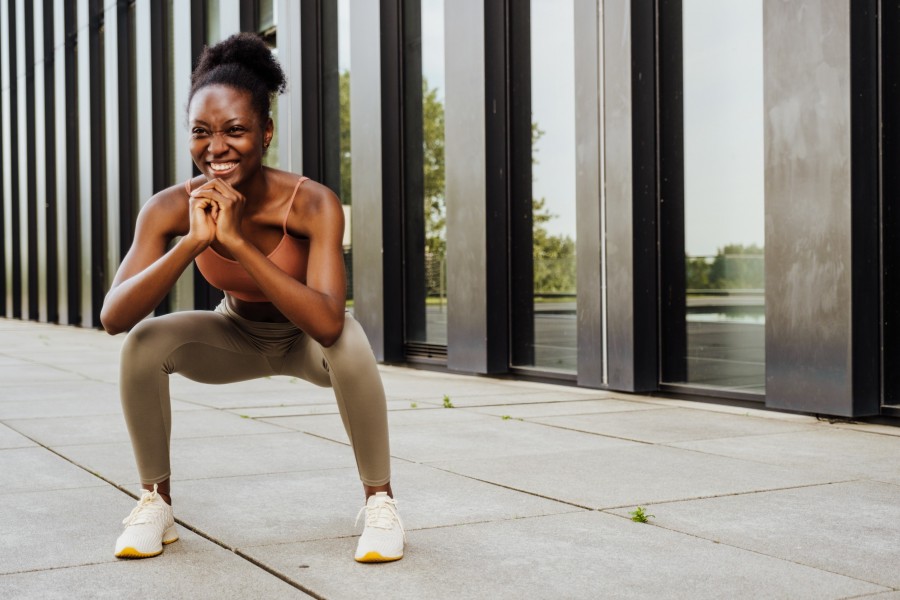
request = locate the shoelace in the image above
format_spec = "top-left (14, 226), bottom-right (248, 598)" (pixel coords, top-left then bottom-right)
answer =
top-left (122, 488), bottom-right (167, 527)
top-left (355, 497), bottom-right (406, 540)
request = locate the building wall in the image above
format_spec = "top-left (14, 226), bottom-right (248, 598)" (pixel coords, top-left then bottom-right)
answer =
top-left (0, 0), bottom-right (888, 418)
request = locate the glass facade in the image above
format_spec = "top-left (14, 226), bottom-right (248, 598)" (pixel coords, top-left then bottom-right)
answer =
top-left (0, 0), bottom-right (888, 418)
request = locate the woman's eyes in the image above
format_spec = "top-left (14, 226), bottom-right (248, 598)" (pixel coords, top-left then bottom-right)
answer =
top-left (191, 126), bottom-right (247, 138)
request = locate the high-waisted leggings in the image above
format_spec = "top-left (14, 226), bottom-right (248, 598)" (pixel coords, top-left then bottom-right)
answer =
top-left (119, 300), bottom-right (390, 486)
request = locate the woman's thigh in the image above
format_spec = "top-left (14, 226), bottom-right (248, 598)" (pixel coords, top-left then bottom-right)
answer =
top-left (122, 310), bottom-right (280, 384)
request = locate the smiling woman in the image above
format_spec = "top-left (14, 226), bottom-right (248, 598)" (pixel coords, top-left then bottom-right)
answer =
top-left (98, 33), bottom-right (404, 564)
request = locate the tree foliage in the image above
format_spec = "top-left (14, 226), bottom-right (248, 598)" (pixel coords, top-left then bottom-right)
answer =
top-left (686, 244), bottom-right (764, 290)
top-left (338, 71), bottom-right (576, 295)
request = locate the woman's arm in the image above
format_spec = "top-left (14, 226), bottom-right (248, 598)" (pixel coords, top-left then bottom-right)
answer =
top-left (100, 189), bottom-right (216, 335)
top-left (198, 179), bottom-right (347, 346)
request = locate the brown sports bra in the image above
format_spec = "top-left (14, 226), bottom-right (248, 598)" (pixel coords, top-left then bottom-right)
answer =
top-left (192, 177), bottom-right (310, 302)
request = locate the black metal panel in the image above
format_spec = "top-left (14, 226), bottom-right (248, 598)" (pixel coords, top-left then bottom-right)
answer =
top-left (883, 0), bottom-right (900, 406)
top-left (625, 0), bottom-right (658, 391)
top-left (401, 0), bottom-right (426, 344)
top-left (42, 0), bottom-right (57, 323)
top-left (481, 0), bottom-right (510, 373)
top-left (8, 0), bottom-right (21, 319)
top-left (508, 0), bottom-right (534, 368)
top-left (849, 0), bottom-right (880, 414)
top-left (21, 0), bottom-right (37, 320)
top-left (378, 0), bottom-right (405, 362)
top-left (657, 0), bottom-right (686, 382)
top-left (63, 0), bottom-right (79, 325)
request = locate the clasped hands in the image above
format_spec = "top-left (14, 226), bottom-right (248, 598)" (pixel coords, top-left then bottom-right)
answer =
top-left (188, 178), bottom-right (247, 250)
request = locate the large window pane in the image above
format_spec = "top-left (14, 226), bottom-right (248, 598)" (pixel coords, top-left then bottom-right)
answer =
top-left (404, 0), bottom-right (446, 348)
top-left (338, 0), bottom-right (353, 304)
top-left (513, 0), bottom-right (577, 372)
top-left (678, 0), bottom-right (765, 392)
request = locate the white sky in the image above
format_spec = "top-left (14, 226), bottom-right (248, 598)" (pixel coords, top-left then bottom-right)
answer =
top-left (338, 0), bottom-right (764, 256)
top-left (683, 0), bottom-right (764, 256)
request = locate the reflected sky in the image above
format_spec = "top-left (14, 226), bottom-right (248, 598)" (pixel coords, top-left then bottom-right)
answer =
top-left (684, 0), bottom-right (764, 256)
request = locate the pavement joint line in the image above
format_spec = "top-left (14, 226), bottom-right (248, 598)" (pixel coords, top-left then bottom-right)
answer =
top-left (424, 464), bottom-right (597, 511)
top-left (0, 352), bottom-right (107, 383)
top-left (0, 559), bottom-right (119, 578)
top-left (595, 478), bottom-right (864, 511)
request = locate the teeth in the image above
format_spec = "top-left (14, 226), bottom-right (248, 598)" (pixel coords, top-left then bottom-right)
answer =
top-left (210, 162), bottom-right (237, 172)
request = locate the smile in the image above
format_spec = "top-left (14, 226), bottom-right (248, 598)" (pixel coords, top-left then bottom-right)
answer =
top-left (209, 161), bottom-right (237, 173)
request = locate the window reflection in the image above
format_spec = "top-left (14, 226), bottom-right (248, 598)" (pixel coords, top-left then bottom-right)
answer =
top-left (404, 0), bottom-right (446, 348)
top-left (513, 0), bottom-right (577, 373)
top-left (338, 0), bottom-right (353, 304)
top-left (679, 0), bottom-right (765, 392)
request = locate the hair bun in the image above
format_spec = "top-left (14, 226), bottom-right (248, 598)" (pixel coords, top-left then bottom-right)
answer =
top-left (192, 32), bottom-right (286, 96)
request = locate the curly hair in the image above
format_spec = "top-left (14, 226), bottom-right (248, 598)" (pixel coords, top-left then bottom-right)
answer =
top-left (189, 32), bottom-right (286, 124)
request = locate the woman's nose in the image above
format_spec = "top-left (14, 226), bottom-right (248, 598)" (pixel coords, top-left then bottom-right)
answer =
top-left (207, 132), bottom-right (228, 155)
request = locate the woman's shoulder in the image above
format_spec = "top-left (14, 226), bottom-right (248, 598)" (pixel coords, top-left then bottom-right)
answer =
top-left (268, 168), bottom-right (340, 210)
top-left (135, 179), bottom-right (193, 234)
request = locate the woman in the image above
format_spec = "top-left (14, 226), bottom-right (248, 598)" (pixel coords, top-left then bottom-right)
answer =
top-left (100, 33), bottom-right (403, 563)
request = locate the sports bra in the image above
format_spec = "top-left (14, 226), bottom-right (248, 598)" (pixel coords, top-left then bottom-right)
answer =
top-left (191, 177), bottom-right (310, 302)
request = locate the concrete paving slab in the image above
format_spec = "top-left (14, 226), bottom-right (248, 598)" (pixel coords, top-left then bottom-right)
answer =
top-left (0, 486), bottom-right (213, 576)
top-left (610, 480), bottom-right (900, 589)
top-left (245, 511), bottom-right (885, 600)
top-left (0, 423), bottom-right (35, 449)
top-left (0, 380), bottom-right (117, 404)
top-left (172, 381), bottom-right (340, 409)
top-left (59, 431), bottom-right (358, 486)
top-left (431, 444), bottom-right (845, 509)
top-left (636, 397), bottom-right (823, 424)
top-left (424, 389), bottom-right (617, 408)
top-left (0, 542), bottom-right (313, 600)
top-left (0, 447), bottom-right (106, 494)
top-left (174, 461), bottom-right (578, 549)
top-left (669, 428), bottom-right (900, 484)
top-left (465, 398), bottom-right (665, 418)
top-left (531, 407), bottom-right (820, 443)
top-left (5, 409), bottom-right (290, 448)
top-left (264, 409), bottom-right (638, 463)
top-left (0, 364), bottom-right (90, 385)
top-left (227, 399), bottom-right (436, 419)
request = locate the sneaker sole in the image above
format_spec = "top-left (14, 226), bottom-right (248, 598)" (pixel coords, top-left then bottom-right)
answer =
top-left (355, 551), bottom-right (403, 563)
top-left (114, 527), bottom-right (179, 559)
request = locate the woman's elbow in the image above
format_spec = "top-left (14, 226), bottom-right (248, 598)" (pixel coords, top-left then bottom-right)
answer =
top-left (99, 307), bottom-right (126, 336)
top-left (316, 313), bottom-right (346, 348)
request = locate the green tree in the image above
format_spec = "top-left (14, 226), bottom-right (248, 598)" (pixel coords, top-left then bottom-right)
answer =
top-left (686, 244), bottom-right (764, 291)
top-left (339, 70), bottom-right (352, 204)
top-left (531, 123), bottom-right (576, 295)
top-left (422, 78), bottom-right (446, 260)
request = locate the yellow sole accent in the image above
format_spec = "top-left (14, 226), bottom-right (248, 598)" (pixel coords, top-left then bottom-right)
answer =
top-left (115, 537), bottom-right (177, 559)
top-left (355, 551), bottom-right (403, 563)
top-left (115, 547), bottom-right (163, 559)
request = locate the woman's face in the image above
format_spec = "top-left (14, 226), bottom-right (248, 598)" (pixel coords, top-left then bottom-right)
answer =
top-left (188, 84), bottom-right (273, 186)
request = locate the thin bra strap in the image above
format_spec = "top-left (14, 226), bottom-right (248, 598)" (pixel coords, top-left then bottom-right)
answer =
top-left (184, 179), bottom-right (192, 195)
top-left (282, 177), bottom-right (309, 234)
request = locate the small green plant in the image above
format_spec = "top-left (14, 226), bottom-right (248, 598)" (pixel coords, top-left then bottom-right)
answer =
top-left (410, 402), bottom-right (418, 408)
top-left (442, 395), bottom-right (454, 408)
top-left (501, 415), bottom-right (512, 420)
top-left (629, 507), bottom-right (654, 523)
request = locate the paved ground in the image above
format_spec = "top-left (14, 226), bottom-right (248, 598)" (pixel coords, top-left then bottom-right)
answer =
top-left (1, 317), bottom-right (899, 599)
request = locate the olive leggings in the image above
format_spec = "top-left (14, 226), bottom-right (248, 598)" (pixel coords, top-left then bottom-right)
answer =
top-left (119, 300), bottom-right (390, 486)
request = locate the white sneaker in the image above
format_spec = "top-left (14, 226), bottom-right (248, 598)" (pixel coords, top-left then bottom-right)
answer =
top-left (114, 485), bottom-right (178, 558)
top-left (354, 492), bottom-right (405, 562)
